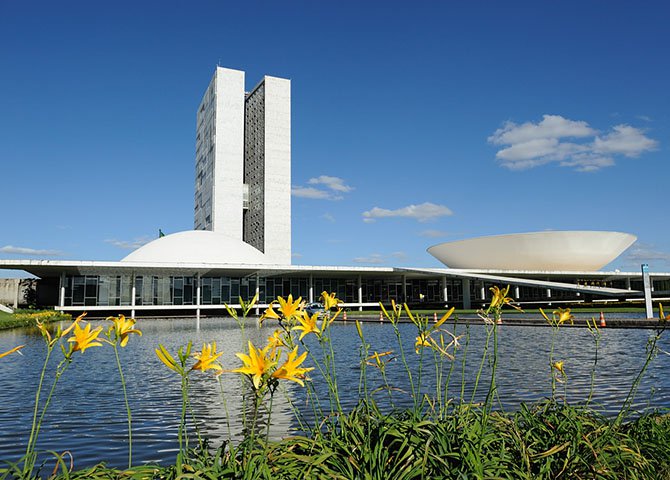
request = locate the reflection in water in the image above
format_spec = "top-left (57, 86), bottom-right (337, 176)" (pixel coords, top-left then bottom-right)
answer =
top-left (0, 316), bottom-right (669, 469)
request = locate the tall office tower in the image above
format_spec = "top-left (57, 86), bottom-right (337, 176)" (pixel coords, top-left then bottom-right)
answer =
top-left (194, 67), bottom-right (291, 264)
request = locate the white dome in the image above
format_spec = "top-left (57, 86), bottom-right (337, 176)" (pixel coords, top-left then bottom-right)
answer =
top-left (121, 230), bottom-right (268, 264)
top-left (427, 231), bottom-right (637, 271)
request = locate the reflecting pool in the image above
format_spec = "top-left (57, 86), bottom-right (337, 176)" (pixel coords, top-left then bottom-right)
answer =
top-left (1, 316), bottom-right (669, 469)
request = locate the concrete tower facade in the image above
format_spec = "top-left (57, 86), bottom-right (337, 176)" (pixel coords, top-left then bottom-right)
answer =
top-left (194, 67), bottom-right (291, 265)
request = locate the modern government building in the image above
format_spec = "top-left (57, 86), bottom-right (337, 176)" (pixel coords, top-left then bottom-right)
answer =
top-left (1, 67), bottom-right (669, 316)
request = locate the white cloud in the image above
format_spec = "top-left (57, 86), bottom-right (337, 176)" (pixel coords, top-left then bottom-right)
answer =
top-left (105, 236), bottom-right (153, 250)
top-left (0, 245), bottom-right (63, 256)
top-left (353, 251), bottom-right (408, 265)
top-left (308, 175), bottom-right (353, 193)
top-left (489, 115), bottom-right (658, 172)
top-left (623, 243), bottom-right (670, 266)
top-left (291, 252), bottom-right (303, 259)
top-left (321, 213), bottom-right (336, 223)
top-left (291, 186), bottom-right (343, 200)
top-left (362, 202), bottom-right (453, 223)
top-left (488, 115), bottom-right (596, 146)
top-left (593, 125), bottom-right (658, 157)
top-left (293, 175), bottom-right (352, 200)
top-left (353, 253), bottom-right (386, 264)
top-left (419, 229), bottom-right (449, 238)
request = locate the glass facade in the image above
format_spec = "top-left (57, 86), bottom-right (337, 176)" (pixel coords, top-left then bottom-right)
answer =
top-left (61, 272), bottom-right (659, 309)
top-left (63, 275), bottom-right (464, 307)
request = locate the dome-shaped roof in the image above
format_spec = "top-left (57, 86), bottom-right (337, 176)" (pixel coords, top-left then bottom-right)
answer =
top-left (427, 231), bottom-right (637, 271)
top-left (121, 230), bottom-right (268, 264)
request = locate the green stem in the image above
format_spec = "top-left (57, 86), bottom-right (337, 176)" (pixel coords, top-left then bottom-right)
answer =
top-left (25, 357), bottom-right (70, 479)
top-left (25, 345), bottom-right (53, 463)
top-left (470, 323), bottom-right (493, 405)
top-left (264, 390), bottom-right (275, 446)
top-left (324, 324), bottom-right (342, 412)
top-left (615, 329), bottom-right (662, 426)
top-left (391, 321), bottom-right (416, 406)
top-left (459, 325), bottom-right (471, 406)
top-left (484, 319), bottom-right (499, 413)
top-left (549, 325), bottom-right (557, 401)
top-left (303, 340), bottom-right (338, 416)
top-left (416, 343), bottom-right (424, 415)
top-left (380, 367), bottom-right (395, 410)
top-left (217, 377), bottom-right (233, 441)
top-left (113, 345), bottom-right (132, 468)
top-left (178, 374), bottom-right (189, 459)
top-left (586, 332), bottom-right (600, 405)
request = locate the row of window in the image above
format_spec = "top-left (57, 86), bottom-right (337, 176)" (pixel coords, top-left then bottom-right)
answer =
top-left (63, 274), bottom-right (664, 308)
top-left (63, 275), bottom-right (467, 307)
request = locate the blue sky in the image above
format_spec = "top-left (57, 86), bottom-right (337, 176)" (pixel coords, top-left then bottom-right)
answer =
top-left (1, 1), bottom-right (668, 276)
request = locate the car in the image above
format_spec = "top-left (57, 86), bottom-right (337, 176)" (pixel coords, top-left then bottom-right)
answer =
top-left (305, 302), bottom-right (325, 317)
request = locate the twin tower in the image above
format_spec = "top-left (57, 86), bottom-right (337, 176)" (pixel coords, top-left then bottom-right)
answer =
top-left (194, 67), bottom-right (291, 265)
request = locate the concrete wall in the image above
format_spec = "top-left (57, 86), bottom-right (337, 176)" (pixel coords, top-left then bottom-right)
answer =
top-left (212, 67), bottom-right (245, 239)
top-left (263, 75), bottom-right (292, 265)
top-left (0, 279), bottom-right (34, 308)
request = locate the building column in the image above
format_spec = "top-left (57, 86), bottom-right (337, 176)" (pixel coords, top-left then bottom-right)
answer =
top-left (13, 279), bottom-right (20, 309)
top-left (358, 275), bottom-right (363, 311)
top-left (480, 285), bottom-right (486, 301)
top-left (442, 276), bottom-right (448, 303)
top-left (130, 274), bottom-right (136, 318)
top-left (462, 279), bottom-right (471, 310)
top-left (255, 274), bottom-right (260, 315)
top-left (196, 273), bottom-right (201, 320)
top-left (546, 288), bottom-right (552, 298)
top-left (58, 273), bottom-right (66, 311)
top-left (308, 274), bottom-right (314, 303)
top-left (402, 275), bottom-right (407, 302)
top-left (514, 285), bottom-right (520, 300)
top-left (626, 277), bottom-right (632, 290)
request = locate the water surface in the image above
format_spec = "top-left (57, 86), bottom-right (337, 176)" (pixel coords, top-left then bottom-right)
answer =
top-left (1, 316), bottom-right (668, 469)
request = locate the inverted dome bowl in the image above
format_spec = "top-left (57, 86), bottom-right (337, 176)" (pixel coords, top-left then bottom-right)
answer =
top-left (427, 231), bottom-right (636, 271)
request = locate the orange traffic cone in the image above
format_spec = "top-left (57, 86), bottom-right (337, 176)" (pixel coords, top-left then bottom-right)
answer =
top-left (343, 311), bottom-right (347, 321)
top-left (379, 311), bottom-right (383, 322)
top-left (599, 311), bottom-right (606, 327)
top-left (434, 312), bottom-right (438, 323)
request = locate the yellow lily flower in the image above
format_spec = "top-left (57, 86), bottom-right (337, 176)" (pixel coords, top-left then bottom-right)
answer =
top-left (355, 320), bottom-right (364, 341)
top-left (67, 321), bottom-right (103, 354)
top-left (155, 344), bottom-right (179, 373)
top-left (321, 291), bottom-right (341, 311)
top-left (365, 350), bottom-right (393, 369)
top-left (552, 361), bottom-right (566, 376)
top-left (489, 286), bottom-right (511, 309)
top-left (36, 320), bottom-right (52, 344)
top-left (0, 345), bottom-right (25, 359)
top-left (539, 308), bottom-right (551, 324)
top-left (108, 314), bottom-right (142, 347)
top-left (272, 347), bottom-right (313, 386)
top-left (233, 340), bottom-right (276, 390)
top-left (292, 311), bottom-right (321, 340)
top-left (277, 294), bottom-right (303, 320)
top-left (554, 308), bottom-right (574, 325)
top-left (432, 307), bottom-right (456, 331)
top-left (259, 304), bottom-right (281, 325)
top-left (415, 332), bottom-right (433, 353)
top-left (37, 312), bottom-right (84, 346)
top-left (191, 342), bottom-right (223, 373)
top-left (267, 330), bottom-right (287, 357)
